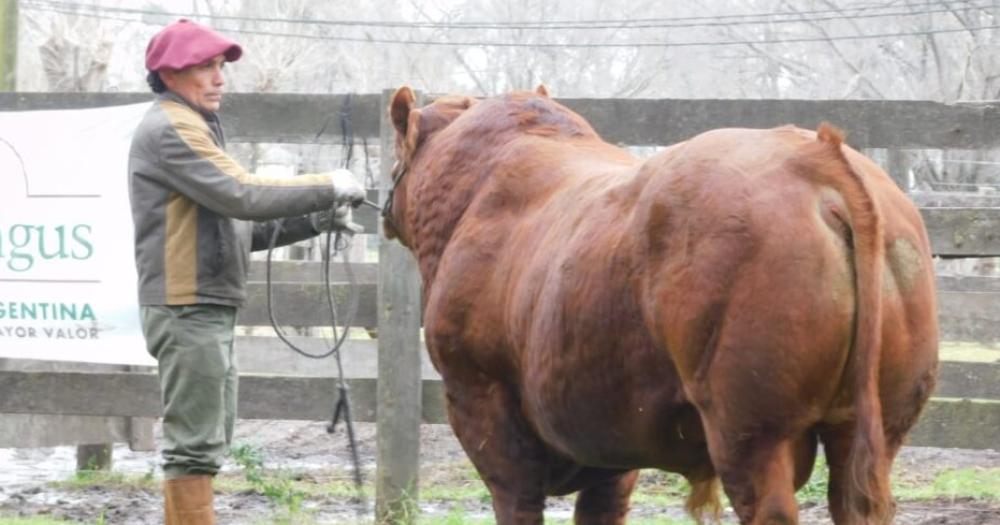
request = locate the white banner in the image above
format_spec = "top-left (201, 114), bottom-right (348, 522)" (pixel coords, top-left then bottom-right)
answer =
top-left (0, 102), bottom-right (155, 366)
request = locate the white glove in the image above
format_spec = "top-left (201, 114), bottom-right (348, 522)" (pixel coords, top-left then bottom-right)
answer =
top-left (311, 204), bottom-right (364, 235)
top-left (328, 168), bottom-right (365, 207)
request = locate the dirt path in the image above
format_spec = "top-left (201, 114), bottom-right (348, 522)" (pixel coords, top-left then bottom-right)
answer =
top-left (2, 421), bottom-right (999, 524)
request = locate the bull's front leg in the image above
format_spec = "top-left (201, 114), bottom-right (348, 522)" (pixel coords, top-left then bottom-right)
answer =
top-left (441, 364), bottom-right (549, 525)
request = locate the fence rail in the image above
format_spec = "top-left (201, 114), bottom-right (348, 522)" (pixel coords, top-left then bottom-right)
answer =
top-left (1, 359), bottom-right (997, 449)
top-left (3, 92), bottom-right (1000, 148)
top-left (239, 262), bottom-right (1000, 342)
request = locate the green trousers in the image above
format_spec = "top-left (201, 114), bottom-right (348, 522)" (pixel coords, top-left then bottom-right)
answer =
top-left (140, 304), bottom-right (238, 480)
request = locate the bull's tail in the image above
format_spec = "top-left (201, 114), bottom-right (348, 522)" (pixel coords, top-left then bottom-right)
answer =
top-left (685, 474), bottom-right (722, 524)
top-left (790, 123), bottom-right (891, 524)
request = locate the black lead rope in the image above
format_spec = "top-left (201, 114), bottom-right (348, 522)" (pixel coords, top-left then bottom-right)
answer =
top-left (265, 228), bottom-right (365, 500)
top-left (340, 93), bottom-right (354, 169)
top-left (265, 230), bottom-right (357, 360)
top-left (264, 93), bottom-right (367, 511)
top-left (332, 94), bottom-right (365, 504)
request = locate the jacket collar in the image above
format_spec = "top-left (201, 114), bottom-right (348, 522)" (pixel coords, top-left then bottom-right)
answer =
top-left (159, 90), bottom-right (226, 145)
top-left (159, 90), bottom-right (220, 123)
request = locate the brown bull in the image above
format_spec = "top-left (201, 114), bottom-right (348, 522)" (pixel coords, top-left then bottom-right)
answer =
top-left (382, 86), bottom-right (938, 525)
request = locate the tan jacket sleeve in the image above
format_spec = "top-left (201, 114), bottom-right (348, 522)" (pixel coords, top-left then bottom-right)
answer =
top-left (158, 100), bottom-right (338, 220)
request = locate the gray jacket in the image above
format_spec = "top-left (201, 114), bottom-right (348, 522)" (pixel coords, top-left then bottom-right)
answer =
top-left (128, 91), bottom-right (338, 307)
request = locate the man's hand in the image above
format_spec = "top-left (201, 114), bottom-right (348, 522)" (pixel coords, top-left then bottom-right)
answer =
top-left (311, 204), bottom-right (364, 235)
top-left (328, 169), bottom-right (366, 207)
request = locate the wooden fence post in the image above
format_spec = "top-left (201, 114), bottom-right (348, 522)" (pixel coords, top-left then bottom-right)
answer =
top-left (887, 148), bottom-right (910, 191)
top-left (376, 88), bottom-right (423, 524)
top-left (76, 443), bottom-right (112, 471)
top-left (0, 0), bottom-right (17, 91)
top-left (125, 364), bottom-right (156, 451)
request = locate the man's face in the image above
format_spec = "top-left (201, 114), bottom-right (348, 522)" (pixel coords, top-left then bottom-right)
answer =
top-left (160, 55), bottom-right (226, 113)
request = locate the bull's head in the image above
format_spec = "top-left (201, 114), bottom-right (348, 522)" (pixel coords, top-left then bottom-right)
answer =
top-left (382, 85), bottom-right (553, 245)
top-left (383, 86), bottom-right (478, 244)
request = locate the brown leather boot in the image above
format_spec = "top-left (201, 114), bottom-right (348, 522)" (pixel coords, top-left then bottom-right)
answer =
top-left (164, 474), bottom-right (215, 525)
top-left (163, 480), bottom-right (175, 525)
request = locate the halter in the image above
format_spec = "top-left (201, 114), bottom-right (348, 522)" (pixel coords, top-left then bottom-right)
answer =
top-left (381, 159), bottom-right (409, 233)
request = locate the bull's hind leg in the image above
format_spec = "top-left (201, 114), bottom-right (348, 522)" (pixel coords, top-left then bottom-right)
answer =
top-left (819, 423), bottom-right (861, 525)
top-left (442, 373), bottom-right (548, 525)
top-left (573, 470), bottom-right (639, 525)
top-left (701, 421), bottom-right (818, 525)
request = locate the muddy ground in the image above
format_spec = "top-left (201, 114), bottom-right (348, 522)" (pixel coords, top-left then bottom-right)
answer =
top-left (1, 421), bottom-right (999, 524)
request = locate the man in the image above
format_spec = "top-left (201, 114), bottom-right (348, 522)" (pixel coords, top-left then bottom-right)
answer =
top-left (128, 19), bottom-right (364, 524)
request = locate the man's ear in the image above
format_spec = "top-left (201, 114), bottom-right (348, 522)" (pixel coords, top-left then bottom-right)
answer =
top-left (158, 69), bottom-right (177, 91)
top-left (390, 86), bottom-right (416, 136)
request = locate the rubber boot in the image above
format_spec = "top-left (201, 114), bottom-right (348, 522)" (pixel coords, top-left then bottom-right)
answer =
top-left (164, 474), bottom-right (215, 525)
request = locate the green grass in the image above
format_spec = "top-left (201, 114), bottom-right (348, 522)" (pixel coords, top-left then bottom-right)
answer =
top-left (419, 463), bottom-right (490, 504)
top-left (0, 518), bottom-right (82, 525)
top-left (895, 466), bottom-right (1000, 501)
top-left (228, 443), bottom-right (306, 513)
top-left (50, 467), bottom-right (157, 491)
top-left (629, 470), bottom-right (692, 507)
top-left (413, 508), bottom-right (712, 525)
top-left (938, 341), bottom-right (1000, 362)
top-left (7, 450), bottom-right (997, 525)
top-left (797, 456), bottom-right (831, 503)
top-left (552, 517), bottom-right (731, 525)
top-left (416, 507), bottom-right (493, 525)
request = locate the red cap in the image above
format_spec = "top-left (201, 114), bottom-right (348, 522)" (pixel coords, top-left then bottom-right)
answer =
top-left (145, 19), bottom-right (242, 72)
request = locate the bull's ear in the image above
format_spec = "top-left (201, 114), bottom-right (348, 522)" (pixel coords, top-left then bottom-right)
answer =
top-left (535, 84), bottom-right (550, 98)
top-left (403, 108), bottom-right (422, 161)
top-left (390, 86), bottom-right (416, 135)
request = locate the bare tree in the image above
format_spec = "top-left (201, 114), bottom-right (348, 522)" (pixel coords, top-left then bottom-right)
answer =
top-left (18, 0), bottom-right (1000, 192)
top-left (23, 2), bottom-right (117, 91)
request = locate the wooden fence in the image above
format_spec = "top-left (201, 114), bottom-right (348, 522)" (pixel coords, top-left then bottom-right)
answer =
top-left (2, 92), bottom-right (1000, 519)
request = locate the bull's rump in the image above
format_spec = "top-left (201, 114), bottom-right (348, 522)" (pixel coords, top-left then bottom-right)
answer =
top-left (642, 127), bottom-right (862, 390)
top-left (634, 126), bottom-right (936, 434)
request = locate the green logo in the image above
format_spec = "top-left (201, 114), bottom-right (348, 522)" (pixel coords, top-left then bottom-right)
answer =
top-left (0, 223), bottom-right (94, 272)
